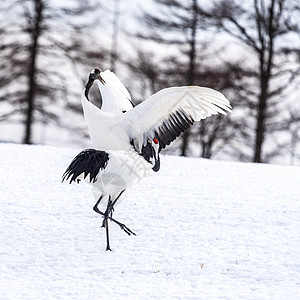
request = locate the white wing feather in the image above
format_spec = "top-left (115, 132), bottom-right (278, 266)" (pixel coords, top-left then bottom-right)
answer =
top-left (100, 70), bottom-right (132, 101)
top-left (96, 70), bottom-right (133, 113)
top-left (111, 86), bottom-right (231, 151)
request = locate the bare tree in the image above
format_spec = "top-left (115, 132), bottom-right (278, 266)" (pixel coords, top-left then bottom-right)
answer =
top-left (110, 0), bottom-right (120, 72)
top-left (199, 0), bottom-right (300, 162)
top-left (24, 0), bottom-right (43, 144)
top-left (136, 0), bottom-right (202, 156)
top-left (0, 0), bottom-right (102, 144)
top-left (194, 64), bottom-right (243, 159)
top-left (130, 0), bottom-right (236, 159)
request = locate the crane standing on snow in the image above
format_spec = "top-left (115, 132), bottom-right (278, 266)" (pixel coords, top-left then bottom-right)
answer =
top-left (63, 69), bottom-right (231, 251)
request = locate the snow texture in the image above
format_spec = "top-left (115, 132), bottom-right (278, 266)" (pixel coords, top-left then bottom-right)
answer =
top-left (1, 143), bottom-right (299, 299)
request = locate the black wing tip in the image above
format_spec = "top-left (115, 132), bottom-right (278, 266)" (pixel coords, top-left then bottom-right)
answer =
top-left (158, 110), bottom-right (194, 150)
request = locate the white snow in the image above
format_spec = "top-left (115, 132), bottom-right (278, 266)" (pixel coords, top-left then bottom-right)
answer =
top-left (1, 143), bottom-right (299, 299)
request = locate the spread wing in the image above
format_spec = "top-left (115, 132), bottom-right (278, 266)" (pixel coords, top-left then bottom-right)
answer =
top-left (99, 70), bottom-right (132, 104)
top-left (96, 70), bottom-right (134, 113)
top-left (83, 69), bottom-right (134, 116)
top-left (112, 86), bottom-right (231, 151)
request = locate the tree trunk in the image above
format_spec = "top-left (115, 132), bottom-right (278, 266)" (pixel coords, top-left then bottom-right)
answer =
top-left (23, 0), bottom-right (43, 144)
top-left (253, 73), bottom-right (268, 162)
top-left (180, 0), bottom-right (198, 156)
top-left (110, 0), bottom-right (120, 73)
top-left (253, 0), bottom-right (275, 162)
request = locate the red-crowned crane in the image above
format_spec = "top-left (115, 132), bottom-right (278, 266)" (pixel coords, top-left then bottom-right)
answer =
top-left (63, 69), bottom-right (231, 250)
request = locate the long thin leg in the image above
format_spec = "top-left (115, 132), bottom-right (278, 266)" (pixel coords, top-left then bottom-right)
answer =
top-left (105, 216), bottom-right (111, 251)
top-left (93, 190), bottom-right (136, 241)
top-left (110, 190), bottom-right (126, 210)
top-left (103, 196), bottom-right (112, 251)
top-left (102, 196), bottom-right (113, 228)
top-left (93, 196), bottom-right (103, 214)
top-left (101, 190), bottom-right (126, 228)
top-left (93, 196), bottom-right (136, 235)
top-left (102, 191), bottom-right (128, 251)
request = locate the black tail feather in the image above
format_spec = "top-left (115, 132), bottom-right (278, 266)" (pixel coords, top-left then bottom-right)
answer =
top-left (62, 149), bottom-right (109, 184)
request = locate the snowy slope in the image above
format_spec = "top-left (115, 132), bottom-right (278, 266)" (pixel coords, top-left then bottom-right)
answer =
top-left (1, 143), bottom-right (299, 300)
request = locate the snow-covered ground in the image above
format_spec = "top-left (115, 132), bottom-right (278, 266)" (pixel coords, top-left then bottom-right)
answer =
top-left (1, 143), bottom-right (299, 299)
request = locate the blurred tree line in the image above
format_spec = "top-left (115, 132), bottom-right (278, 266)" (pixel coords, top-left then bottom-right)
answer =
top-left (0, 0), bottom-right (299, 164)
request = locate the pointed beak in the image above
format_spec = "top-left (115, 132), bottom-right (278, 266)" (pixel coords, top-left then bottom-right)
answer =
top-left (152, 155), bottom-right (160, 172)
top-left (84, 69), bottom-right (106, 100)
top-left (94, 68), bottom-right (106, 85)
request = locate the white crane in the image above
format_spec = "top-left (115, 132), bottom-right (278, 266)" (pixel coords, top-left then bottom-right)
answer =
top-left (63, 69), bottom-right (231, 250)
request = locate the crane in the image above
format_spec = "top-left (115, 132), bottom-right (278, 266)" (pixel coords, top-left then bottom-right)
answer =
top-left (63, 69), bottom-right (231, 250)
